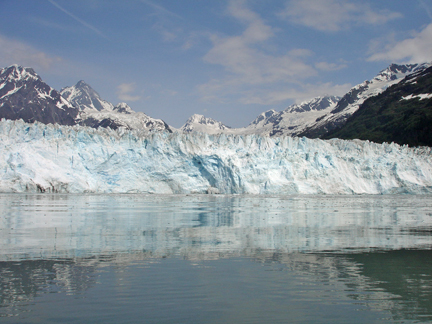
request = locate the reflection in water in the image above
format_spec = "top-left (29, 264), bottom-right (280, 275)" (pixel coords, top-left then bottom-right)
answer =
top-left (0, 194), bottom-right (432, 323)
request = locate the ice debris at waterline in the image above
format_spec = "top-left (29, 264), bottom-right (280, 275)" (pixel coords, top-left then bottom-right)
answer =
top-left (0, 119), bottom-right (431, 194)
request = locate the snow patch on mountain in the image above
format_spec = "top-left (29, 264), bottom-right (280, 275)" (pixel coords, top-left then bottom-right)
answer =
top-left (60, 80), bottom-right (114, 112)
top-left (181, 114), bottom-right (232, 134)
top-left (1, 119), bottom-right (431, 195)
top-left (0, 64), bottom-right (40, 83)
top-left (0, 65), bottom-right (78, 125)
top-left (0, 85), bottom-right (23, 99)
top-left (61, 80), bottom-right (172, 132)
top-left (401, 93), bottom-right (432, 100)
top-left (78, 102), bottom-right (173, 132)
top-left (245, 96), bottom-right (341, 137)
top-left (180, 96), bottom-right (341, 137)
top-left (299, 63), bottom-right (432, 137)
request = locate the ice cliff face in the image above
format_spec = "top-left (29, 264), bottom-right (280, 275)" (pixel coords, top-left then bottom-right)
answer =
top-left (1, 119), bottom-right (431, 195)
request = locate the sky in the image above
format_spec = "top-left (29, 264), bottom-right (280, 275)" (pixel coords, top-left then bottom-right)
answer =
top-left (0, 0), bottom-right (431, 128)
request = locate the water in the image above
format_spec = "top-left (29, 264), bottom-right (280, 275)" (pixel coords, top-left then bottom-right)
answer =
top-left (1, 194), bottom-right (432, 323)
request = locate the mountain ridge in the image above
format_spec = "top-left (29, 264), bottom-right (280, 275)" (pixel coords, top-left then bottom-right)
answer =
top-left (324, 65), bottom-right (432, 146)
top-left (298, 62), bottom-right (431, 138)
top-left (0, 62), bottom-right (430, 146)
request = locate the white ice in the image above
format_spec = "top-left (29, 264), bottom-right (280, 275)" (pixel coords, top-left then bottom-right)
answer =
top-left (0, 119), bottom-right (431, 194)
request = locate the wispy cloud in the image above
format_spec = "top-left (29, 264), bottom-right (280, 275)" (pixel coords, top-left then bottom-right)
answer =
top-left (280, 0), bottom-right (402, 32)
top-left (368, 23), bottom-right (432, 63)
top-left (202, 1), bottom-right (315, 82)
top-left (117, 83), bottom-right (142, 102)
top-left (139, 0), bottom-right (189, 47)
top-left (140, 0), bottom-right (184, 20)
top-left (238, 82), bottom-right (352, 105)
top-left (315, 61), bottom-right (347, 72)
top-left (418, 0), bottom-right (432, 21)
top-left (199, 0), bottom-right (345, 105)
top-left (47, 0), bottom-right (108, 40)
top-left (0, 34), bottom-right (61, 70)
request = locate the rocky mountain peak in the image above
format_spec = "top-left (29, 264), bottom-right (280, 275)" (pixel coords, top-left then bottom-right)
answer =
top-left (60, 80), bottom-right (114, 112)
top-left (0, 64), bottom-right (78, 126)
top-left (181, 114), bottom-right (231, 133)
top-left (285, 96), bottom-right (340, 114)
top-left (113, 102), bottom-right (134, 114)
top-left (0, 65), bottom-right (41, 84)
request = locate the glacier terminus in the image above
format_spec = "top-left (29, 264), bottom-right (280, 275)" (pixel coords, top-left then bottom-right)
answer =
top-left (1, 119), bottom-right (431, 195)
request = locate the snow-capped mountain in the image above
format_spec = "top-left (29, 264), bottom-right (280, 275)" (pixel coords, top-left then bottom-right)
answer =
top-left (179, 96), bottom-right (340, 137)
top-left (299, 63), bottom-right (432, 138)
top-left (324, 65), bottom-right (432, 146)
top-left (78, 102), bottom-right (173, 132)
top-left (62, 80), bottom-right (173, 132)
top-left (178, 63), bottom-right (431, 140)
top-left (244, 96), bottom-right (341, 136)
top-left (1, 62), bottom-right (431, 146)
top-left (1, 118), bottom-right (431, 194)
top-left (181, 114), bottom-right (232, 134)
top-left (60, 80), bottom-right (114, 112)
top-left (0, 65), bottom-right (78, 125)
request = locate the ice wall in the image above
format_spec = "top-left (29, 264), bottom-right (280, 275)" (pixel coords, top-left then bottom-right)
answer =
top-left (0, 119), bottom-right (431, 194)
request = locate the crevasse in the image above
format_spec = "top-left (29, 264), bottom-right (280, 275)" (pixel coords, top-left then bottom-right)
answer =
top-left (0, 119), bottom-right (431, 194)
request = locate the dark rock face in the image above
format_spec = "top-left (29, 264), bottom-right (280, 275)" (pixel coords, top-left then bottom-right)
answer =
top-left (324, 66), bottom-right (432, 147)
top-left (298, 63), bottom-right (431, 139)
top-left (78, 117), bottom-right (124, 129)
top-left (0, 65), bottom-right (78, 125)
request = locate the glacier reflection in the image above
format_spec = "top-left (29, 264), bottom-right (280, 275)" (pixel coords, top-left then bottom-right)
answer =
top-left (1, 194), bottom-right (432, 260)
top-left (1, 194), bottom-right (432, 323)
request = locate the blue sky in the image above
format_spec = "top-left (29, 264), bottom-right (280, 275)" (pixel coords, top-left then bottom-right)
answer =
top-left (0, 0), bottom-right (431, 128)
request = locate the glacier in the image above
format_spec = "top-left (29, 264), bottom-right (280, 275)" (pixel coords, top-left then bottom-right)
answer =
top-left (1, 118), bottom-right (431, 195)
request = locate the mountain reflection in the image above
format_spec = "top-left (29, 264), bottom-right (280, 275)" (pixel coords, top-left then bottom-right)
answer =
top-left (1, 193), bottom-right (432, 322)
top-left (1, 250), bottom-right (432, 322)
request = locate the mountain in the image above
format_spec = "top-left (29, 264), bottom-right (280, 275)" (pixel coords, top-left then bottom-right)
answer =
top-left (61, 80), bottom-right (173, 132)
top-left (60, 80), bottom-right (114, 112)
top-left (0, 66), bottom-right (173, 133)
top-left (181, 114), bottom-right (232, 134)
top-left (78, 102), bottom-right (173, 132)
top-left (299, 63), bottom-right (431, 138)
top-left (244, 96), bottom-right (340, 136)
top-left (0, 65), bottom-right (78, 125)
top-left (2, 62), bottom-right (430, 144)
top-left (324, 66), bottom-right (432, 146)
top-left (178, 64), bottom-right (430, 139)
top-left (179, 96), bottom-right (340, 137)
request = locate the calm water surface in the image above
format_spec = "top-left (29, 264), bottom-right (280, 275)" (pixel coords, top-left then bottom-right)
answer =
top-left (1, 194), bottom-right (432, 323)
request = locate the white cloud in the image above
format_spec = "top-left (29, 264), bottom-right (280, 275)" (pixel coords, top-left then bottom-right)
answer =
top-left (117, 83), bottom-right (141, 102)
top-left (238, 82), bottom-right (352, 105)
top-left (0, 35), bottom-right (61, 70)
top-left (280, 0), bottom-right (401, 32)
top-left (199, 0), bottom-right (318, 104)
top-left (368, 23), bottom-right (432, 63)
top-left (315, 61), bottom-right (347, 71)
